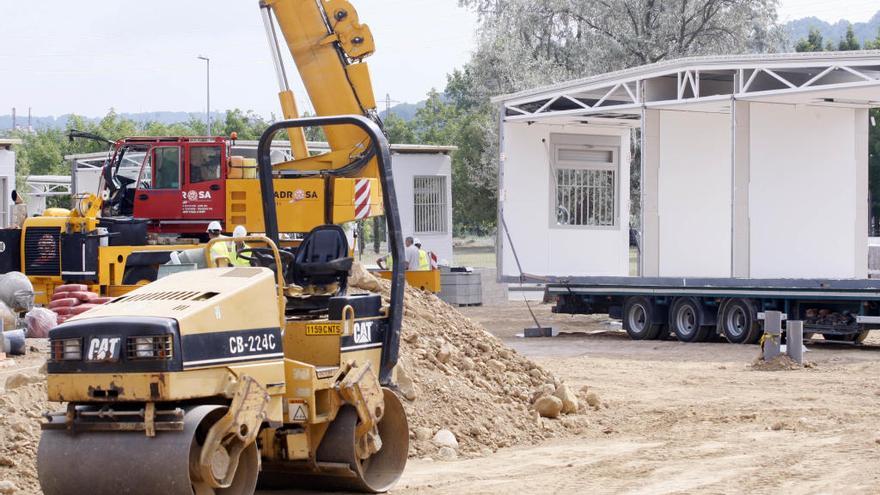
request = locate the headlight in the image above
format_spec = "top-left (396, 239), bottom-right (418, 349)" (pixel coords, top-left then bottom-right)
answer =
top-left (52, 338), bottom-right (82, 361)
top-left (127, 335), bottom-right (173, 360)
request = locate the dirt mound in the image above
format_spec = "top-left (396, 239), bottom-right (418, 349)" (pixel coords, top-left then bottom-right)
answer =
top-left (751, 354), bottom-right (813, 371)
top-left (0, 365), bottom-right (47, 494)
top-left (349, 265), bottom-right (590, 458)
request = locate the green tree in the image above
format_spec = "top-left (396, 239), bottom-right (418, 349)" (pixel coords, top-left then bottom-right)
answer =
top-left (864, 28), bottom-right (880, 50)
top-left (383, 113), bottom-right (415, 144)
top-left (838, 24), bottom-right (861, 51)
top-left (795, 28), bottom-right (825, 52)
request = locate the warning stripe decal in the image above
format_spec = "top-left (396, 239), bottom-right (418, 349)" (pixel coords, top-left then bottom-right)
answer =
top-left (354, 179), bottom-right (371, 219)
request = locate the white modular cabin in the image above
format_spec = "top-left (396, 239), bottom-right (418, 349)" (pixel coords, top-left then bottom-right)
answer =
top-left (494, 51), bottom-right (880, 283)
top-left (0, 139), bottom-right (21, 228)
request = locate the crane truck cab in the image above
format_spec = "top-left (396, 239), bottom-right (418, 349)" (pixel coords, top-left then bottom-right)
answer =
top-left (102, 136), bottom-right (241, 236)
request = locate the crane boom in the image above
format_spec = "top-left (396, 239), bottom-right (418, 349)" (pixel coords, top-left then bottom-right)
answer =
top-left (260, 0), bottom-right (382, 184)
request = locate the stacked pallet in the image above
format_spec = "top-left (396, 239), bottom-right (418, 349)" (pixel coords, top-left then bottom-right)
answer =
top-left (49, 285), bottom-right (114, 324)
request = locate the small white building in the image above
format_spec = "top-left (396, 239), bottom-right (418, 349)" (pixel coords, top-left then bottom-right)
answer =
top-left (0, 139), bottom-right (21, 228)
top-left (494, 51), bottom-right (880, 282)
top-left (67, 141), bottom-right (456, 261)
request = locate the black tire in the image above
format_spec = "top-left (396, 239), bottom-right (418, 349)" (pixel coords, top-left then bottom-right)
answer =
top-left (718, 298), bottom-right (761, 344)
top-left (623, 296), bottom-right (662, 340)
top-left (121, 265), bottom-right (158, 285)
top-left (669, 297), bottom-right (711, 342)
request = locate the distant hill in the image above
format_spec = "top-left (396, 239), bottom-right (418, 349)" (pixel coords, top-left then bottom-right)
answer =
top-left (785, 11), bottom-right (880, 47)
top-left (380, 102), bottom-right (422, 121)
top-left (0, 111), bottom-right (223, 131)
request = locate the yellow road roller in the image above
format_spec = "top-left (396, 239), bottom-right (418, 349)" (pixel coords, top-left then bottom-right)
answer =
top-left (37, 116), bottom-right (409, 494)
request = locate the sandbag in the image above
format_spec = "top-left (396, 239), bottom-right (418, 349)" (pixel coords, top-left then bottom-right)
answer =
top-left (71, 304), bottom-right (99, 315)
top-left (51, 291), bottom-right (72, 301)
top-left (0, 301), bottom-right (16, 331)
top-left (25, 307), bottom-right (57, 338)
top-left (0, 271), bottom-right (35, 312)
top-left (70, 291), bottom-right (98, 301)
top-left (56, 284), bottom-right (88, 293)
top-left (90, 297), bottom-right (114, 305)
top-left (49, 298), bottom-right (79, 309)
top-left (51, 307), bottom-right (75, 316)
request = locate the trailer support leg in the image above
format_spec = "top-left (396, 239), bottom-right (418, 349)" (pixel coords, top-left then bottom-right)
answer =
top-left (762, 311), bottom-right (783, 361)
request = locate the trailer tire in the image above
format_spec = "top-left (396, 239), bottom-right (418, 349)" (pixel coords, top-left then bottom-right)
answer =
top-left (623, 296), bottom-right (662, 340)
top-left (669, 297), bottom-right (711, 342)
top-left (719, 298), bottom-right (761, 344)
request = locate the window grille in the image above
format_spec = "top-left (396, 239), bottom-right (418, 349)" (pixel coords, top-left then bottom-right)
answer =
top-left (413, 176), bottom-right (447, 234)
top-left (553, 143), bottom-right (617, 227)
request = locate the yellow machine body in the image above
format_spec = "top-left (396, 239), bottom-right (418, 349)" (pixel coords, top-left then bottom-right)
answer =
top-left (40, 236), bottom-right (409, 494)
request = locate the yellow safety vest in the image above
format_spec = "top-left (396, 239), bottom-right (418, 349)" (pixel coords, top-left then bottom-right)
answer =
top-left (210, 239), bottom-right (231, 266)
top-left (418, 249), bottom-right (430, 271)
top-left (229, 243), bottom-right (251, 267)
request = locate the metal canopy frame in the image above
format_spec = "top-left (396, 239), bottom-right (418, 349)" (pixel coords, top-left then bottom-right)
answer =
top-left (493, 51), bottom-right (880, 123)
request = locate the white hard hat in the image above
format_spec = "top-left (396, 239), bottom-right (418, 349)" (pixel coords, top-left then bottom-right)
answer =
top-left (413, 237), bottom-right (422, 245)
top-left (206, 221), bottom-right (223, 233)
top-left (232, 225), bottom-right (247, 238)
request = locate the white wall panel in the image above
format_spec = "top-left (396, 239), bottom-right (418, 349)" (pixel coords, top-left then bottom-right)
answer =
top-left (656, 111), bottom-right (732, 277)
top-left (749, 103), bottom-right (860, 278)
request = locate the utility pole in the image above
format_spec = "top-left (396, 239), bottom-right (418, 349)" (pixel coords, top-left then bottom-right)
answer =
top-left (27, 107), bottom-right (32, 132)
top-left (197, 56), bottom-right (211, 136)
top-left (11, 107), bottom-right (15, 130)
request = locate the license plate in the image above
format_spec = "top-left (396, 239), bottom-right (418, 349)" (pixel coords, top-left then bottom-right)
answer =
top-left (86, 336), bottom-right (123, 362)
top-left (305, 323), bottom-right (342, 336)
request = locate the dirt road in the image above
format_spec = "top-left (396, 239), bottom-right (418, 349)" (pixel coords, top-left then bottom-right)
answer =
top-left (391, 302), bottom-right (880, 494)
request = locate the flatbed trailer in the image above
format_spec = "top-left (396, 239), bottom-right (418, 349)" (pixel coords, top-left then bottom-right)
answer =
top-left (544, 276), bottom-right (880, 344)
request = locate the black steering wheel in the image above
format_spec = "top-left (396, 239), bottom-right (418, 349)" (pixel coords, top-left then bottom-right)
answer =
top-left (236, 247), bottom-right (294, 269)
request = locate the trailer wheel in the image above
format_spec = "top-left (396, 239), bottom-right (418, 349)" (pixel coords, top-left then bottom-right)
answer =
top-left (669, 297), bottom-right (710, 342)
top-left (719, 298), bottom-right (761, 344)
top-left (623, 296), bottom-right (662, 340)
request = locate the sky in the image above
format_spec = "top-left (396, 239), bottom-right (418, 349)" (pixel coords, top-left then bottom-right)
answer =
top-left (0, 0), bottom-right (478, 118)
top-left (0, 0), bottom-right (878, 120)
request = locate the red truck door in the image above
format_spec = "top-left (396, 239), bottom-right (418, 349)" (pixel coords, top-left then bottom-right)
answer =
top-left (133, 145), bottom-right (183, 224)
top-left (181, 143), bottom-right (226, 231)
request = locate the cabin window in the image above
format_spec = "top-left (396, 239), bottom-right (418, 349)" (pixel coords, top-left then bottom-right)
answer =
top-left (153, 147), bottom-right (181, 189)
top-left (413, 175), bottom-right (448, 234)
top-left (552, 141), bottom-right (618, 228)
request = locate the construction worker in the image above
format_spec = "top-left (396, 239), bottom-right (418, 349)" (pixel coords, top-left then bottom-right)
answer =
top-left (404, 236), bottom-right (420, 271)
top-left (207, 221), bottom-right (231, 267)
top-left (229, 225), bottom-right (251, 267)
top-left (376, 253), bottom-right (393, 270)
top-left (413, 238), bottom-right (431, 271)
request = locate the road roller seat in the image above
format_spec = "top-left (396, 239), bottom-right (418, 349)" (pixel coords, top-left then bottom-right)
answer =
top-left (290, 225), bottom-right (352, 290)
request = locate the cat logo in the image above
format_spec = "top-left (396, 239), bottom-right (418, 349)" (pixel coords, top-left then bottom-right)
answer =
top-left (353, 321), bottom-right (374, 344)
top-left (86, 337), bottom-right (122, 362)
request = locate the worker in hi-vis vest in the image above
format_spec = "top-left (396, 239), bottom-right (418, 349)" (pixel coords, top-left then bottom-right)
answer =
top-left (229, 225), bottom-right (251, 267)
top-left (414, 238), bottom-right (430, 271)
top-left (207, 221), bottom-right (231, 267)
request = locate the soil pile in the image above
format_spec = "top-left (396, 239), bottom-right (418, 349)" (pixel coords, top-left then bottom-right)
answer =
top-left (751, 354), bottom-right (814, 371)
top-left (0, 363), bottom-right (47, 494)
top-left (349, 264), bottom-right (591, 459)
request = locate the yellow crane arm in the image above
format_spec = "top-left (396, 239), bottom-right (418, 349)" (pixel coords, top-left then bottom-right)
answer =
top-left (260, 0), bottom-right (381, 182)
